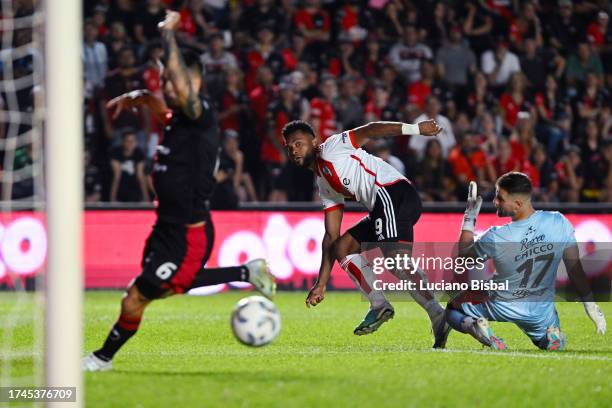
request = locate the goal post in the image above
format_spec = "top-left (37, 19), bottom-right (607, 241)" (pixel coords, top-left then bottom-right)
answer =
top-left (44, 0), bottom-right (83, 405)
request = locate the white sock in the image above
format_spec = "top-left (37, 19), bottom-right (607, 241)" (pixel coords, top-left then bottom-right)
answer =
top-left (403, 265), bottom-right (444, 319)
top-left (461, 316), bottom-right (475, 332)
top-left (340, 254), bottom-right (388, 309)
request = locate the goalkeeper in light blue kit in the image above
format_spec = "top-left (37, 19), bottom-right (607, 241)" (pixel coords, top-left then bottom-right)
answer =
top-left (446, 172), bottom-right (606, 351)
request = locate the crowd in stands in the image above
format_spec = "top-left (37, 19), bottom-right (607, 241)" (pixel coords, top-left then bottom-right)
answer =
top-left (77, 0), bottom-right (612, 207)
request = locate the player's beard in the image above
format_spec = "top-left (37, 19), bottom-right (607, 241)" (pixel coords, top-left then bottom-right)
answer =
top-left (301, 150), bottom-right (315, 168)
top-left (496, 207), bottom-right (514, 218)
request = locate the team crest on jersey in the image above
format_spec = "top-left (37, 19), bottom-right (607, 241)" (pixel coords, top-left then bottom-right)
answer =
top-left (525, 226), bottom-right (536, 236)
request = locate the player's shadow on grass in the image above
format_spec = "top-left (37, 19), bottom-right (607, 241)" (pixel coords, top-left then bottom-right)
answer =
top-left (111, 369), bottom-right (330, 382)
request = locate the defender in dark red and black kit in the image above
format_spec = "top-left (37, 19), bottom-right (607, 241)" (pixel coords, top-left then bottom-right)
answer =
top-left (83, 11), bottom-right (276, 372)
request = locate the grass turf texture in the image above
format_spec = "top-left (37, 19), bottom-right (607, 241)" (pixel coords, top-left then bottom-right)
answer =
top-left (1, 291), bottom-right (611, 407)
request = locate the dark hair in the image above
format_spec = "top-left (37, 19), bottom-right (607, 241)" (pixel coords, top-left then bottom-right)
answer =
top-left (121, 128), bottom-right (137, 139)
top-left (497, 172), bottom-right (532, 195)
top-left (281, 120), bottom-right (315, 141)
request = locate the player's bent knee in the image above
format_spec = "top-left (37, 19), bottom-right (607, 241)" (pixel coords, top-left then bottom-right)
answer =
top-left (122, 285), bottom-right (150, 314)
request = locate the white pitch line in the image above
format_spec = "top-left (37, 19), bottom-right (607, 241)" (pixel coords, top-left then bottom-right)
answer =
top-left (127, 347), bottom-right (612, 362)
top-left (427, 348), bottom-right (612, 362)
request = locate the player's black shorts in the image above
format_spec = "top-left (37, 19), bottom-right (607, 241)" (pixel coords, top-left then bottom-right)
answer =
top-left (348, 180), bottom-right (422, 243)
top-left (134, 219), bottom-right (214, 299)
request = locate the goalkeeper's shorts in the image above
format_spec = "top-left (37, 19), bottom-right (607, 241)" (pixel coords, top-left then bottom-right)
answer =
top-left (134, 219), bottom-right (214, 299)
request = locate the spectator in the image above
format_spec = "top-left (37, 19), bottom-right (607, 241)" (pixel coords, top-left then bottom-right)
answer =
top-left (410, 96), bottom-right (455, 159)
top-left (141, 42), bottom-right (165, 160)
top-left (85, 150), bottom-right (102, 203)
top-left (545, 0), bottom-right (581, 54)
top-left (436, 25), bottom-right (476, 92)
top-left (365, 83), bottom-right (397, 123)
top-left (466, 71), bottom-right (496, 117)
top-left (239, 0), bottom-right (286, 38)
top-left (555, 145), bottom-right (584, 202)
top-left (134, 0), bottom-right (166, 45)
top-left (447, 132), bottom-right (495, 199)
top-left (535, 74), bottom-right (572, 159)
top-left (379, 64), bottom-right (405, 108)
top-left (407, 60), bottom-right (446, 112)
top-left (575, 71), bottom-right (609, 122)
top-left (333, 74), bottom-right (364, 131)
top-left (218, 67), bottom-right (249, 133)
top-left (581, 120), bottom-right (607, 201)
top-left (566, 42), bottom-right (604, 87)
top-left (499, 72), bottom-right (533, 133)
top-left (362, 36), bottom-right (386, 78)
top-left (92, 5), bottom-right (109, 38)
top-left (370, 139), bottom-right (405, 175)
top-left (462, 1), bottom-right (493, 57)
top-left (520, 38), bottom-right (553, 93)
top-left (328, 37), bottom-right (363, 78)
top-left (510, 111), bottom-right (537, 165)
top-left (109, 130), bottom-right (149, 203)
top-left (292, 0), bottom-right (330, 60)
top-left (474, 111), bottom-right (500, 158)
top-left (481, 38), bottom-right (521, 88)
top-left (600, 140), bottom-right (612, 201)
top-left (527, 143), bottom-right (558, 202)
top-left (104, 21), bottom-right (133, 71)
top-left (310, 74), bottom-right (338, 142)
top-left (101, 47), bottom-right (147, 147)
top-left (83, 18), bottom-right (108, 91)
top-left (492, 138), bottom-right (521, 178)
top-left (509, 1), bottom-right (543, 52)
top-left (200, 32), bottom-right (238, 98)
top-left (107, 0), bottom-right (136, 38)
top-left (373, 0), bottom-right (407, 42)
top-left (211, 130), bottom-right (258, 209)
top-left (389, 25), bottom-right (433, 84)
top-left (416, 139), bottom-right (454, 202)
top-left (249, 65), bottom-right (277, 173)
top-left (334, 0), bottom-right (370, 43)
top-left (244, 24), bottom-right (285, 93)
top-left (261, 77), bottom-right (308, 200)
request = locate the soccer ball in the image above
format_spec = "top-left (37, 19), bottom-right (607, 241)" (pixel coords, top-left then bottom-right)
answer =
top-left (231, 296), bottom-right (281, 347)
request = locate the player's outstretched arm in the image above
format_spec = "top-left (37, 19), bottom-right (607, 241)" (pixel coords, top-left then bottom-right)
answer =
top-left (106, 90), bottom-right (170, 123)
top-left (458, 181), bottom-right (483, 257)
top-left (306, 207), bottom-right (343, 308)
top-left (158, 10), bottom-right (202, 120)
top-left (563, 245), bottom-right (607, 334)
top-left (349, 119), bottom-right (442, 146)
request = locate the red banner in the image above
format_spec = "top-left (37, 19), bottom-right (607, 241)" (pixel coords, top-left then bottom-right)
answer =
top-left (1, 211), bottom-right (611, 293)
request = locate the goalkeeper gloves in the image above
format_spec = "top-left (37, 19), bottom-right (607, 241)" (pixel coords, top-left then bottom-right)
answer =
top-left (583, 301), bottom-right (606, 335)
top-left (461, 181), bottom-right (483, 233)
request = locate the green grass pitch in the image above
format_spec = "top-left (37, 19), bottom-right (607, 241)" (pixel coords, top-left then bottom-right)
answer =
top-left (1, 291), bottom-right (611, 407)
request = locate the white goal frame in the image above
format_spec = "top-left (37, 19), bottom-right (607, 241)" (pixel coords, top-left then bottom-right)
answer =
top-left (44, 0), bottom-right (83, 406)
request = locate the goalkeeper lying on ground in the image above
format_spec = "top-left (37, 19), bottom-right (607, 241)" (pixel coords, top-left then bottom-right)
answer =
top-left (446, 172), bottom-right (606, 351)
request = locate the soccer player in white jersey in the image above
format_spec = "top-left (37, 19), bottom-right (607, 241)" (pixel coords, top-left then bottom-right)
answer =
top-left (447, 172), bottom-right (607, 350)
top-left (283, 119), bottom-right (451, 347)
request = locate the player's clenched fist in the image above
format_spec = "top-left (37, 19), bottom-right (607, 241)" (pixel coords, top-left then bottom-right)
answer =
top-left (158, 10), bottom-right (181, 31)
top-left (417, 119), bottom-right (443, 136)
top-left (306, 284), bottom-right (326, 308)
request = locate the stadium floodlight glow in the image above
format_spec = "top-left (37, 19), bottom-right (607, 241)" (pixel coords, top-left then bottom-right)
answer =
top-left (44, 0), bottom-right (83, 406)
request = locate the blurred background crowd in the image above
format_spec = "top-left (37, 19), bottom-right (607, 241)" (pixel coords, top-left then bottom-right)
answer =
top-left (7, 0), bottom-right (612, 207)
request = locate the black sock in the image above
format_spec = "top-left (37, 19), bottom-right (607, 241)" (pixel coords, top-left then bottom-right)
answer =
top-left (94, 314), bottom-right (141, 361)
top-left (189, 266), bottom-right (249, 289)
